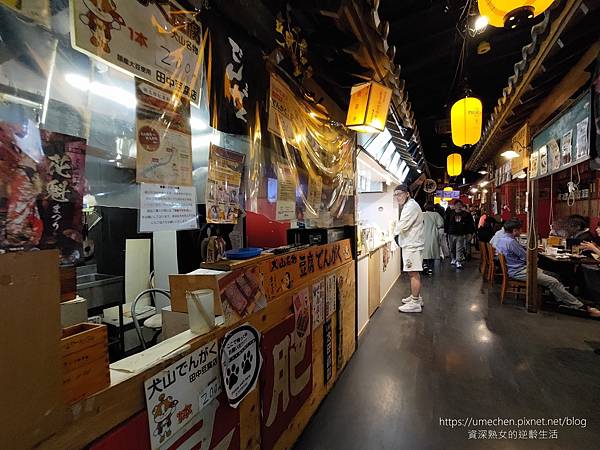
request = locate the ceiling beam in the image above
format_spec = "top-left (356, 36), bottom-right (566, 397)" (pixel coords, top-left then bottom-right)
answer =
top-left (528, 39), bottom-right (599, 127)
top-left (466, 0), bottom-right (585, 170)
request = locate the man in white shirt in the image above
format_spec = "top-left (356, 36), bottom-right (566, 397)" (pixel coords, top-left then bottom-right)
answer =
top-left (394, 184), bottom-right (425, 313)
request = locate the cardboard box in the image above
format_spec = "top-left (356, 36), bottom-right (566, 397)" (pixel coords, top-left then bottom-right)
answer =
top-left (0, 250), bottom-right (63, 450)
top-left (60, 295), bottom-right (88, 327)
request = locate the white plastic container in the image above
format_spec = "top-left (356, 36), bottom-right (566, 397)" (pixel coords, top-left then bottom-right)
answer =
top-left (186, 289), bottom-right (216, 335)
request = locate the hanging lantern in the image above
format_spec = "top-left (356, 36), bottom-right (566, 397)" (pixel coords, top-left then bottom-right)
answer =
top-left (478, 0), bottom-right (554, 29)
top-left (442, 186), bottom-right (454, 201)
top-left (447, 153), bottom-right (462, 177)
top-left (346, 81), bottom-right (392, 133)
top-left (451, 97), bottom-right (482, 147)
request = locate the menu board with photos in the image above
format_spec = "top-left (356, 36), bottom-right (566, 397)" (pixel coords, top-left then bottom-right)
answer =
top-left (531, 90), bottom-right (591, 179)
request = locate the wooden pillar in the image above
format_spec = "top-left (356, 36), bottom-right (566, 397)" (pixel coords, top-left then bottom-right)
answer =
top-left (526, 176), bottom-right (539, 312)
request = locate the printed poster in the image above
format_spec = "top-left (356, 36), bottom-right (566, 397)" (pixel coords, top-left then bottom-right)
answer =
top-left (206, 144), bottom-right (245, 224)
top-left (218, 267), bottom-right (267, 325)
top-left (323, 319), bottom-right (333, 384)
top-left (311, 279), bottom-right (325, 330)
top-left (305, 175), bottom-right (322, 219)
top-left (71, 0), bottom-right (203, 103)
top-left (143, 340), bottom-right (221, 449)
top-left (576, 118), bottom-right (589, 160)
top-left (220, 324), bottom-right (261, 408)
top-left (549, 139), bottom-right (560, 171)
top-left (276, 164), bottom-right (296, 221)
top-left (561, 130), bottom-right (573, 165)
top-left (139, 184), bottom-right (198, 232)
top-left (260, 314), bottom-right (312, 450)
top-left (292, 288), bottom-right (310, 339)
top-left (0, 121), bottom-right (86, 264)
top-left (268, 73), bottom-right (300, 142)
top-left (325, 274), bottom-right (337, 318)
top-left (539, 145), bottom-right (548, 175)
top-left (135, 79), bottom-right (193, 186)
top-left (529, 151), bottom-right (539, 178)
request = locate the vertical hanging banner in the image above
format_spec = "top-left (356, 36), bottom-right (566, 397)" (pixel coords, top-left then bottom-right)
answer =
top-left (576, 118), bottom-right (589, 161)
top-left (0, 122), bottom-right (86, 264)
top-left (70, 0), bottom-right (203, 103)
top-left (135, 79), bottom-right (193, 186)
top-left (202, 11), bottom-right (266, 135)
top-left (206, 144), bottom-right (245, 224)
top-left (325, 274), bottom-right (336, 318)
top-left (143, 340), bottom-right (221, 449)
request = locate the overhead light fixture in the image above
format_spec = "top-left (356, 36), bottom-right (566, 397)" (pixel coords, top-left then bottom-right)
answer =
top-left (515, 170), bottom-right (527, 179)
top-left (451, 95), bottom-right (483, 147)
top-left (447, 153), bottom-right (462, 177)
top-left (470, 187), bottom-right (479, 193)
top-left (478, 0), bottom-right (553, 29)
top-left (477, 41), bottom-right (491, 55)
top-left (501, 149), bottom-right (520, 160)
top-left (474, 15), bottom-right (489, 32)
top-left (346, 80), bottom-right (392, 133)
top-left (478, 169), bottom-right (488, 175)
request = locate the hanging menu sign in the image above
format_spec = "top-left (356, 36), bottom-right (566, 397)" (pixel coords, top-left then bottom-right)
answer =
top-left (70, 0), bottom-right (203, 103)
top-left (531, 90), bottom-right (591, 179)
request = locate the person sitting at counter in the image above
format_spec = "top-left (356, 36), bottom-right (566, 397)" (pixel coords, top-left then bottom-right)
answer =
top-left (495, 219), bottom-right (600, 317)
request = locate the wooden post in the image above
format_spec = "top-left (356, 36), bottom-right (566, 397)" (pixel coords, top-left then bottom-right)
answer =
top-left (526, 176), bottom-right (539, 312)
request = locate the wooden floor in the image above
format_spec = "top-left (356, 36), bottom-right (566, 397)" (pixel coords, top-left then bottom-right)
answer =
top-left (295, 258), bottom-right (600, 449)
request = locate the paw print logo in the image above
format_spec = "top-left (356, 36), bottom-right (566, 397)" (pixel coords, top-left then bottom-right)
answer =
top-left (242, 350), bottom-right (253, 374)
top-left (226, 363), bottom-right (239, 390)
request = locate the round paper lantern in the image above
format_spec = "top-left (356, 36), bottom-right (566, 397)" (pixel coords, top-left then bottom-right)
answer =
top-left (447, 153), bottom-right (462, 177)
top-left (451, 97), bottom-right (482, 147)
top-left (478, 0), bottom-right (554, 29)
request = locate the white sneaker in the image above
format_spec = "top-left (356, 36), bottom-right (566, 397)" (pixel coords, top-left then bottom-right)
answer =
top-left (399, 300), bottom-right (423, 313)
top-left (402, 295), bottom-right (424, 305)
top-left (456, 261), bottom-right (463, 269)
top-left (450, 259), bottom-right (457, 265)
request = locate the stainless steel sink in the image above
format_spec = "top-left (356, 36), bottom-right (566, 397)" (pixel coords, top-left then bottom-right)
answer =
top-left (77, 264), bottom-right (124, 310)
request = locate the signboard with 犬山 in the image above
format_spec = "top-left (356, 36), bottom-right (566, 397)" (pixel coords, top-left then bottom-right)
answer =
top-left (70, 0), bottom-right (204, 103)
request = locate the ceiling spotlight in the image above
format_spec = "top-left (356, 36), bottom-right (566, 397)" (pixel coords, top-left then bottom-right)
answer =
top-left (501, 150), bottom-right (520, 160)
top-left (478, 170), bottom-right (488, 175)
top-left (474, 15), bottom-right (489, 32)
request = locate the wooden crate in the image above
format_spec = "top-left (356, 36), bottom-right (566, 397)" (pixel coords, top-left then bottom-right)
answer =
top-left (61, 323), bottom-right (110, 404)
top-left (59, 265), bottom-right (77, 302)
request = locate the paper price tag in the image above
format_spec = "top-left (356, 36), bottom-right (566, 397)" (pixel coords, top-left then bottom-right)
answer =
top-left (199, 377), bottom-right (222, 410)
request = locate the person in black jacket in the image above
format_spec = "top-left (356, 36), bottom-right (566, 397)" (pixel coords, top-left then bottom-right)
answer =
top-left (444, 200), bottom-right (475, 268)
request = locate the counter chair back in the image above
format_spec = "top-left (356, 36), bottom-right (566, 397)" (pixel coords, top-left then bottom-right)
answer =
top-left (479, 241), bottom-right (488, 275)
top-left (498, 253), bottom-right (526, 304)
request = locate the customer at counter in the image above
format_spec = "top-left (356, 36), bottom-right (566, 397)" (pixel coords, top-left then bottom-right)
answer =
top-left (566, 215), bottom-right (594, 243)
top-left (496, 219), bottom-right (600, 317)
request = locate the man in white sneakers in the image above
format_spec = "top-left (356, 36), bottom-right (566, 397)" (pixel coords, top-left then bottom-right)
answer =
top-left (394, 184), bottom-right (425, 313)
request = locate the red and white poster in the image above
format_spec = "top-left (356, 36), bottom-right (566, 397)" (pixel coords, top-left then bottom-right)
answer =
top-left (260, 314), bottom-right (312, 450)
top-left (0, 121), bottom-right (86, 264)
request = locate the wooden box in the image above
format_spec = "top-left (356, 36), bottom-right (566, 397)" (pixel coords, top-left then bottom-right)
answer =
top-left (61, 323), bottom-right (110, 404)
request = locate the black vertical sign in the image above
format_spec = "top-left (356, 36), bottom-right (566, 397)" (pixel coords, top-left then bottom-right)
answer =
top-left (323, 319), bottom-right (332, 384)
top-left (335, 276), bottom-right (343, 370)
